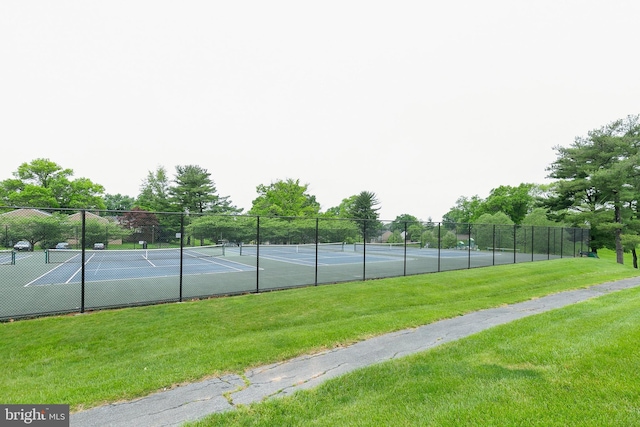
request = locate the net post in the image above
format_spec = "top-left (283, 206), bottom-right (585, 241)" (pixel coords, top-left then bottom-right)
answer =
top-left (11, 250), bottom-right (16, 265)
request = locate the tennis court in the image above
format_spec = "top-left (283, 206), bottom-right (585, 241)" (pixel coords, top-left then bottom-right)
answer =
top-left (0, 241), bottom-right (564, 321)
top-left (30, 246), bottom-right (255, 286)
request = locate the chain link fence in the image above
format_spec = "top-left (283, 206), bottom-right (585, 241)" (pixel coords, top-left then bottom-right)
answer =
top-left (0, 206), bottom-right (590, 320)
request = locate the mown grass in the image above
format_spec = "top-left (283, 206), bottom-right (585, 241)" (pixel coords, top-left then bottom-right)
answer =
top-left (1, 252), bottom-right (638, 412)
top-left (191, 277), bottom-right (640, 426)
top-left (189, 288), bottom-right (640, 427)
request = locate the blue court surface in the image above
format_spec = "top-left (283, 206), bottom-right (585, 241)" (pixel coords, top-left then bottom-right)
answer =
top-left (23, 245), bottom-right (496, 287)
top-left (225, 244), bottom-right (495, 266)
top-left (26, 250), bottom-right (256, 287)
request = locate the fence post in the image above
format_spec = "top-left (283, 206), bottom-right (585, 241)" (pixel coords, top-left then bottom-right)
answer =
top-left (315, 218), bottom-right (319, 285)
top-left (437, 223), bottom-right (441, 272)
top-left (179, 213), bottom-right (184, 302)
top-left (256, 216), bottom-right (260, 293)
top-left (467, 223), bottom-right (471, 269)
top-left (531, 226), bottom-right (534, 262)
top-left (362, 221), bottom-right (367, 281)
top-left (403, 222), bottom-right (408, 276)
top-left (80, 210), bottom-right (86, 314)
top-left (492, 225), bottom-right (496, 266)
top-left (513, 224), bottom-right (517, 264)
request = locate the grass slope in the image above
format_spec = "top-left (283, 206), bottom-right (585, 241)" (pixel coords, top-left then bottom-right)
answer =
top-left (1, 253), bottom-right (638, 412)
top-left (193, 283), bottom-right (640, 426)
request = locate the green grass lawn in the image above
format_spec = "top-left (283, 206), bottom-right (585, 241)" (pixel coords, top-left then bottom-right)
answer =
top-left (1, 251), bottom-right (638, 414)
top-left (192, 282), bottom-right (640, 426)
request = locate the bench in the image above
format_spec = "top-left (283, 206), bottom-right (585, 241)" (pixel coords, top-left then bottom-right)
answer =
top-left (579, 251), bottom-right (599, 258)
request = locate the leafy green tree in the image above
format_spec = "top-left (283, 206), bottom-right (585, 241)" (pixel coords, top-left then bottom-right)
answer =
top-left (323, 195), bottom-right (358, 218)
top-left (442, 195), bottom-right (483, 225)
top-left (521, 208), bottom-right (561, 227)
top-left (318, 218), bottom-right (360, 243)
top-left (347, 191), bottom-right (382, 239)
top-left (104, 194), bottom-right (136, 211)
top-left (187, 215), bottom-right (253, 245)
top-left (15, 158), bottom-right (73, 188)
top-left (0, 180), bottom-right (58, 207)
top-left (136, 166), bottom-right (181, 243)
top-left (474, 212), bottom-right (514, 226)
top-left (422, 227), bottom-right (457, 249)
top-left (478, 184), bottom-right (536, 224)
top-left (2, 213), bottom-right (68, 249)
top-left (407, 223), bottom-right (425, 242)
top-left (0, 159), bottom-right (105, 209)
top-left (389, 214), bottom-right (419, 233)
top-left (473, 212), bottom-right (514, 250)
top-left (61, 178), bottom-right (106, 209)
top-left (546, 114), bottom-right (640, 263)
top-left (441, 229), bottom-right (458, 249)
top-left (249, 179), bottom-right (320, 217)
top-left (82, 219), bottom-right (128, 249)
top-left (137, 166), bottom-right (174, 213)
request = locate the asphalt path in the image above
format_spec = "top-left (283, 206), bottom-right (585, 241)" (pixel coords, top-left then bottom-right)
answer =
top-left (70, 276), bottom-right (640, 427)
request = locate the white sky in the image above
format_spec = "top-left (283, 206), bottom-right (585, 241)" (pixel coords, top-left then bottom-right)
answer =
top-left (1, 1), bottom-right (639, 221)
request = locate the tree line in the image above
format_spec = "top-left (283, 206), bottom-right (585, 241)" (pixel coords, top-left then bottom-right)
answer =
top-left (1, 114), bottom-right (639, 264)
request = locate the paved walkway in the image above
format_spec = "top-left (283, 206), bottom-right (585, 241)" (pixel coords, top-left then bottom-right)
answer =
top-left (70, 277), bottom-right (640, 427)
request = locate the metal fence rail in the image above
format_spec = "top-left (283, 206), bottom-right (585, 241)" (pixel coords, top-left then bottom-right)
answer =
top-left (0, 207), bottom-right (590, 321)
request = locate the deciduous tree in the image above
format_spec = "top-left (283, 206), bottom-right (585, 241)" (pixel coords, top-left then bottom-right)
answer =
top-left (249, 179), bottom-right (320, 217)
top-left (0, 159), bottom-right (105, 209)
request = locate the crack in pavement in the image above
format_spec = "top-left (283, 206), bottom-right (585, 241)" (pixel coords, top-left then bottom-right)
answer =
top-left (70, 277), bottom-right (640, 427)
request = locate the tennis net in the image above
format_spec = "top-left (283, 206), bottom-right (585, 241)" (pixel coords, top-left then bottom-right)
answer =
top-left (46, 245), bottom-right (225, 264)
top-left (353, 242), bottom-right (421, 252)
top-left (0, 250), bottom-right (15, 265)
top-left (239, 242), bottom-right (345, 256)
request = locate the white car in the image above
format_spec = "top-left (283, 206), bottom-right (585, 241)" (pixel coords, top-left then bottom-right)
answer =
top-left (14, 241), bottom-right (32, 251)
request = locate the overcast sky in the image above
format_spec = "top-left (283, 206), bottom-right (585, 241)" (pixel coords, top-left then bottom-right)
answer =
top-left (1, 1), bottom-right (639, 221)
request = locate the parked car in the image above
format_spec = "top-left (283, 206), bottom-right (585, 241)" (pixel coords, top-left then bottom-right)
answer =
top-left (13, 241), bottom-right (32, 251)
top-left (55, 242), bottom-right (70, 249)
top-left (93, 243), bottom-right (105, 250)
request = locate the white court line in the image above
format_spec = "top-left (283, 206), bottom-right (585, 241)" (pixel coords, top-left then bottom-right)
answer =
top-left (66, 253), bottom-right (96, 284)
top-left (186, 256), bottom-right (246, 272)
top-left (24, 261), bottom-right (75, 287)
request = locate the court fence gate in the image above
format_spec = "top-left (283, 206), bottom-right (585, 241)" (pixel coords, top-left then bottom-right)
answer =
top-left (0, 207), bottom-right (591, 321)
